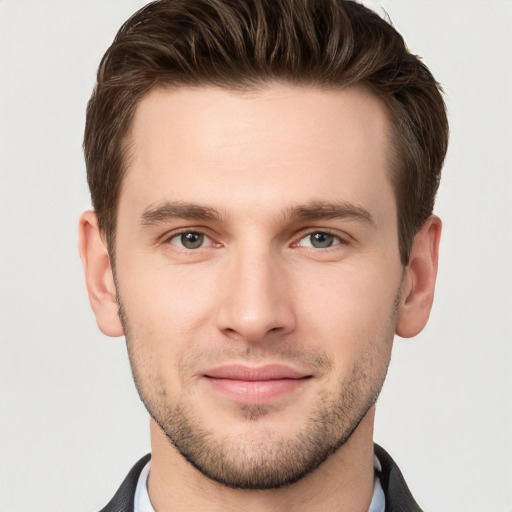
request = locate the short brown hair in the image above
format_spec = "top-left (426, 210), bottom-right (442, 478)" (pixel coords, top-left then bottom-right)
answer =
top-left (84, 0), bottom-right (448, 264)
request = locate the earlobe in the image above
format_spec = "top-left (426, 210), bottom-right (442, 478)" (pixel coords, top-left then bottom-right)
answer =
top-left (78, 211), bottom-right (124, 337)
top-left (395, 215), bottom-right (442, 338)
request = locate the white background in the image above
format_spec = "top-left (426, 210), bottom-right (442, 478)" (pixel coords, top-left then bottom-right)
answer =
top-left (0, 1), bottom-right (510, 511)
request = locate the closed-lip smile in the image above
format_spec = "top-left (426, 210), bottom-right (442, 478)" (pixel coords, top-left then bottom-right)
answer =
top-left (202, 364), bottom-right (312, 404)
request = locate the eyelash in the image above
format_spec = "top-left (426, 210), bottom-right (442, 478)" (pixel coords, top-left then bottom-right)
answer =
top-left (163, 229), bottom-right (347, 251)
top-left (164, 230), bottom-right (216, 250)
top-left (294, 230), bottom-right (345, 250)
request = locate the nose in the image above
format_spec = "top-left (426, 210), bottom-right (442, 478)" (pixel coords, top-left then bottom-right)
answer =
top-left (215, 247), bottom-right (297, 342)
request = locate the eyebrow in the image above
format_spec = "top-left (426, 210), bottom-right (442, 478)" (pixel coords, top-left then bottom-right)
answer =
top-left (139, 201), bottom-right (222, 227)
top-left (139, 200), bottom-right (375, 227)
top-left (287, 201), bottom-right (375, 226)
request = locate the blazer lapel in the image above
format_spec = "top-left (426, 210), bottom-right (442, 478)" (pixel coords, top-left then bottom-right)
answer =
top-left (99, 454), bottom-right (151, 512)
top-left (374, 444), bottom-right (423, 512)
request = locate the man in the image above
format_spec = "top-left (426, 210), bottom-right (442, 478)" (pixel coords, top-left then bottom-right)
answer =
top-left (78, 0), bottom-right (448, 510)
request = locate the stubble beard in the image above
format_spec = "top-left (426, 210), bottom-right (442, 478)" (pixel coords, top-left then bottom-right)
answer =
top-left (118, 298), bottom-right (398, 490)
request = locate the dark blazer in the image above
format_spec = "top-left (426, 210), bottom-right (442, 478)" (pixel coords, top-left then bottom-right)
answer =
top-left (99, 444), bottom-right (422, 512)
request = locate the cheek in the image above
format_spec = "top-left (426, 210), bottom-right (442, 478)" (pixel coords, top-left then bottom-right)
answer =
top-left (294, 260), bottom-right (400, 361)
top-left (117, 255), bottom-right (220, 337)
top-left (116, 258), bottom-right (224, 395)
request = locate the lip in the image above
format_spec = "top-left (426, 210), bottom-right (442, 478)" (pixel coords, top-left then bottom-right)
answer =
top-left (202, 364), bottom-right (312, 404)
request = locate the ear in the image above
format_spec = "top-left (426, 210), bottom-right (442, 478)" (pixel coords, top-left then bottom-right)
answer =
top-left (396, 215), bottom-right (442, 338)
top-left (78, 211), bottom-right (124, 337)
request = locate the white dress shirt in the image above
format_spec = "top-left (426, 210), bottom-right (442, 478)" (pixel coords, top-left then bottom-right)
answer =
top-left (135, 456), bottom-right (385, 512)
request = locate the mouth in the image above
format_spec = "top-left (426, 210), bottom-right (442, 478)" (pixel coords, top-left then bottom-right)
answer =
top-left (202, 364), bottom-right (312, 404)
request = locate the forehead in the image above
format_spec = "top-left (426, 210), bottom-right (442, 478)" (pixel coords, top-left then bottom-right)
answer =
top-left (120, 84), bottom-right (395, 224)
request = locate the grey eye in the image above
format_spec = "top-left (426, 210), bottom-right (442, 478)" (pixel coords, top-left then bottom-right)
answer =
top-left (310, 232), bottom-right (334, 248)
top-left (299, 232), bottom-right (340, 249)
top-left (170, 231), bottom-right (206, 249)
top-left (182, 232), bottom-right (204, 249)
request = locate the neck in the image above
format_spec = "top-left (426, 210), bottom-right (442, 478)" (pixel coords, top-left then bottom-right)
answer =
top-left (147, 408), bottom-right (376, 512)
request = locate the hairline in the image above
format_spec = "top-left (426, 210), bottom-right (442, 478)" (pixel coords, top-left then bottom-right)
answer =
top-left (105, 80), bottom-right (405, 264)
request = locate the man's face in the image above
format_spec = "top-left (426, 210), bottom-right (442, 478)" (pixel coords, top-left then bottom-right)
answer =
top-left (114, 85), bottom-right (404, 488)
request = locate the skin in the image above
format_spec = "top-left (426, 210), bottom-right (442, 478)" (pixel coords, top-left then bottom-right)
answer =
top-left (79, 84), bottom-right (441, 512)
